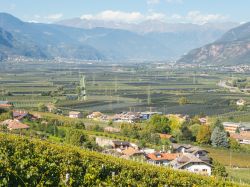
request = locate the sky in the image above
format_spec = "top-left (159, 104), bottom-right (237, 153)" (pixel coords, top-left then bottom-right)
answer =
top-left (0, 0), bottom-right (249, 24)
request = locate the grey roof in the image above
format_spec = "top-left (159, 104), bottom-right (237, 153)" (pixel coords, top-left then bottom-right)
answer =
top-left (0, 101), bottom-right (10, 104)
top-left (172, 143), bottom-right (192, 150)
top-left (170, 153), bottom-right (211, 169)
top-left (185, 146), bottom-right (209, 154)
top-left (112, 141), bottom-right (130, 146)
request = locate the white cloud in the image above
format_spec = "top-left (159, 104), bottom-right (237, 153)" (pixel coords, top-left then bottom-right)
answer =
top-left (31, 13), bottom-right (63, 23)
top-left (45, 13), bottom-right (63, 20)
top-left (81, 10), bottom-right (145, 23)
top-left (168, 11), bottom-right (227, 24)
top-left (79, 10), bottom-right (227, 24)
top-left (185, 11), bottom-right (227, 24)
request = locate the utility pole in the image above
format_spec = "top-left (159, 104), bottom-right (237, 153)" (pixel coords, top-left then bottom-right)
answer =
top-left (147, 86), bottom-right (151, 105)
top-left (78, 75), bottom-right (87, 101)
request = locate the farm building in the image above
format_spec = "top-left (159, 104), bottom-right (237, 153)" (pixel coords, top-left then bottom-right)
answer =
top-left (141, 112), bottom-right (162, 120)
top-left (0, 119), bottom-right (29, 131)
top-left (69, 111), bottom-right (82, 118)
top-left (112, 112), bottom-right (141, 123)
top-left (87, 111), bottom-right (103, 119)
top-left (0, 101), bottom-right (13, 109)
top-left (230, 132), bottom-right (250, 145)
top-left (223, 122), bottom-right (241, 133)
top-left (236, 99), bottom-right (246, 106)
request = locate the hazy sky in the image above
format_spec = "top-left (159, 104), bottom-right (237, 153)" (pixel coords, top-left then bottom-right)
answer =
top-left (0, 0), bottom-right (249, 24)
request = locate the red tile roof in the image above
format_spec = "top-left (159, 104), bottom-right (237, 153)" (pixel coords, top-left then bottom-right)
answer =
top-left (122, 147), bottom-right (142, 156)
top-left (1, 120), bottom-right (29, 130)
top-left (159, 134), bottom-right (173, 139)
top-left (230, 132), bottom-right (250, 140)
top-left (147, 152), bottom-right (180, 161)
top-left (0, 104), bottom-right (12, 108)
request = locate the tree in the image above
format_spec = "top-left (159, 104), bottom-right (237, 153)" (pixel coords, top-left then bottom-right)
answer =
top-left (178, 97), bottom-right (188, 105)
top-left (196, 125), bottom-right (211, 144)
top-left (189, 124), bottom-right (200, 140)
top-left (37, 103), bottom-right (47, 112)
top-left (211, 127), bottom-right (229, 148)
top-left (212, 119), bottom-right (224, 131)
top-left (180, 125), bottom-right (194, 141)
top-left (235, 127), bottom-right (240, 134)
top-left (148, 115), bottom-right (171, 134)
top-left (229, 138), bottom-right (241, 151)
top-left (212, 160), bottom-right (228, 178)
top-left (65, 129), bottom-right (86, 146)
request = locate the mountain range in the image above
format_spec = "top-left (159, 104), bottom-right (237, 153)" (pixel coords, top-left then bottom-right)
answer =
top-left (178, 22), bottom-right (250, 64)
top-left (0, 12), bottom-right (240, 62)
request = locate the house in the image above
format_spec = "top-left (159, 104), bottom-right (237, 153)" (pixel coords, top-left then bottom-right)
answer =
top-left (141, 112), bottom-right (162, 120)
top-left (230, 132), bottom-right (250, 145)
top-left (223, 122), bottom-right (241, 133)
top-left (121, 147), bottom-right (144, 159)
top-left (112, 141), bottom-right (130, 149)
top-left (240, 125), bottom-right (250, 132)
top-left (69, 111), bottom-right (82, 118)
top-left (159, 134), bottom-right (175, 143)
top-left (199, 118), bottom-right (207, 125)
top-left (0, 119), bottom-right (29, 131)
top-left (236, 99), bottom-right (246, 106)
top-left (184, 147), bottom-right (211, 163)
top-left (142, 148), bottom-right (155, 154)
top-left (172, 144), bottom-right (192, 153)
top-left (112, 112), bottom-right (141, 123)
top-left (170, 153), bottom-right (212, 176)
top-left (0, 101), bottom-right (13, 109)
top-left (146, 152), bottom-right (181, 166)
top-left (87, 111), bottom-right (105, 120)
top-left (171, 144), bottom-right (211, 163)
top-left (13, 110), bottom-right (31, 120)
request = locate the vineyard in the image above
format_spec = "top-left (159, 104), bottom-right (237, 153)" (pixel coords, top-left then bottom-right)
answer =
top-left (1, 61), bottom-right (249, 116)
top-left (0, 133), bottom-right (242, 187)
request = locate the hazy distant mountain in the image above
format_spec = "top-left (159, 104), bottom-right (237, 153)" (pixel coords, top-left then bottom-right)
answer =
top-left (57, 18), bottom-right (238, 34)
top-left (0, 26), bottom-right (47, 60)
top-left (0, 13), bottom-right (105, 61)
top-left (178, 22), bottom-right (250, 64)
top-left (0, 13), bottom-right (239, 61)
top-left (56, 17), bottom-right (239, 60)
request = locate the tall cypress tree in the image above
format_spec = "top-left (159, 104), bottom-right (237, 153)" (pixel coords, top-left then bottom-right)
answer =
top-left (211, 126), bottom-right (229, 148)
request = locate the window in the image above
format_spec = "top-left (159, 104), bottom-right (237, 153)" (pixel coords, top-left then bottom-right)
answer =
top-left (202, 169), bottom-right (207, 172)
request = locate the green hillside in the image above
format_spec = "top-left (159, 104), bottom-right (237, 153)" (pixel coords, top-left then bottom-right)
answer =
top-left (0, 133), bottom-right (242, 187)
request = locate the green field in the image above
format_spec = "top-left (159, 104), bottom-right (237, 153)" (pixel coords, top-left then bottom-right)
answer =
top-left (228, 168), bottom-right (250, 185)
top-left (1, 61), bottom-right (250, 117)
top-left (203, 146), bottom-right (250, 168)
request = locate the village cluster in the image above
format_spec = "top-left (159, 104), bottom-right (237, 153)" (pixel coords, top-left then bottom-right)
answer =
top-left (1, 100), bottom-right (250, 176)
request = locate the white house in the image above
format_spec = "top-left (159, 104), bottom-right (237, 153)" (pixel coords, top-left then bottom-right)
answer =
top-left (178, 161), bottom-right (212, 176)
top-left (170, 153), bottom-right (212, 176)
top-left (236, 99), bottom-right (246, 106)
top-left (69, 111), bottom-right (82, 118)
